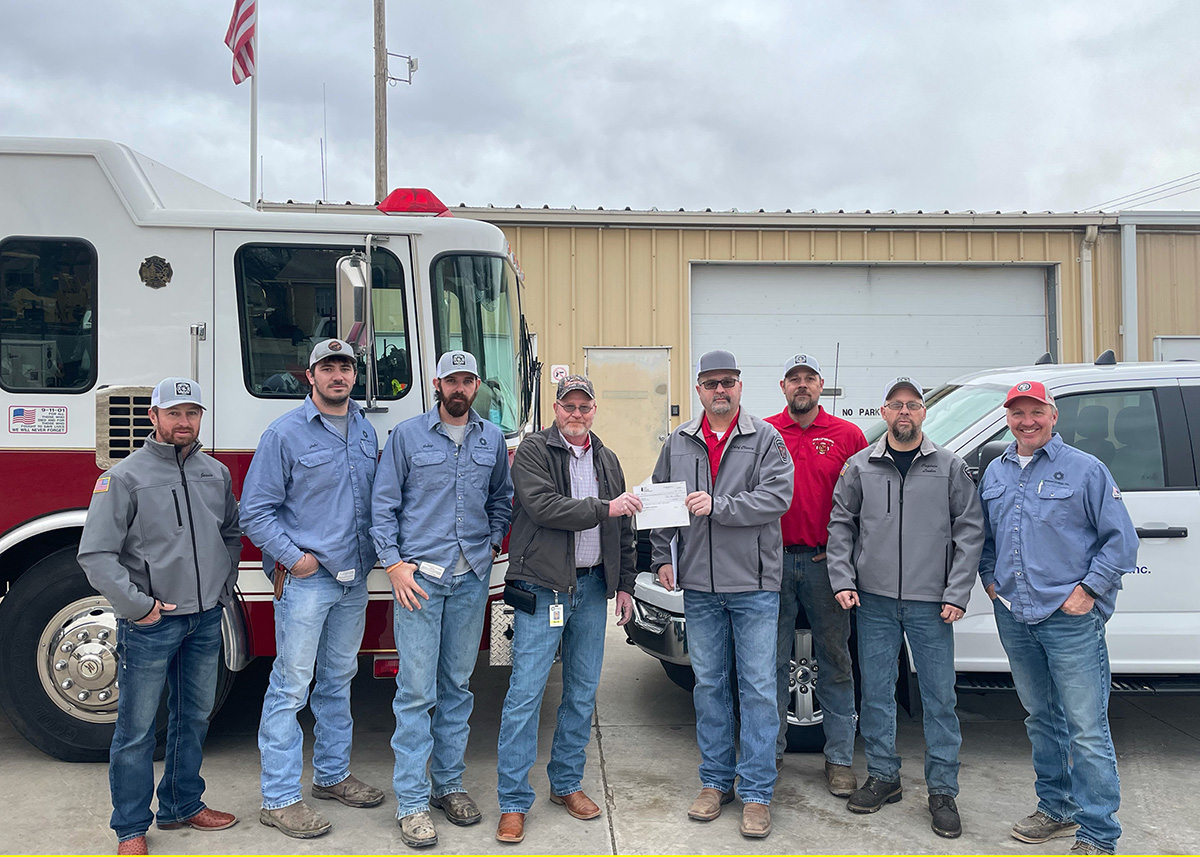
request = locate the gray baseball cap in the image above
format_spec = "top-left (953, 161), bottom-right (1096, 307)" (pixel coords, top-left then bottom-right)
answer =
top-left (696, 349), bottom-right (740, 377)
top-left (151, 377), bottom-right (204, 409)
top-left (782, 353), bottom-right (822, 379)
top-left (882, 375), bottom-right (924, 401)
top-left (436, 350), bottom-right (479, 379)
top-left (556, 374), bottom-right (595, 400)
top-left (309, 338), bottom-right (356, 368)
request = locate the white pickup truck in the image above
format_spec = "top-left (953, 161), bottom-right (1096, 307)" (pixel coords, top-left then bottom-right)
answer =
top-left (625, 357), bottom-right (1200, 751)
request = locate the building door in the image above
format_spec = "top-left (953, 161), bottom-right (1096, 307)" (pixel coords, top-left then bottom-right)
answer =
top-left (584, 346), bottom-right (671, 486)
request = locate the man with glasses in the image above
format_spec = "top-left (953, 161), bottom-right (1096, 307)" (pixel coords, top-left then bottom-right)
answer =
top-left (649, 350), bottom-right (794, 839)
top-left (494, 375), bottom-right (642, 844)
top-left (828, 376), bottom-right (984, 840)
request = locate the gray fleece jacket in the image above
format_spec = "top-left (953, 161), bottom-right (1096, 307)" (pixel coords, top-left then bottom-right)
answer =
top-left (649, 409), bottom-right (794, 593)
top-left (827, 434), bottom-right (984, 609)
top-left (77, 437), bottom-right (242, 620)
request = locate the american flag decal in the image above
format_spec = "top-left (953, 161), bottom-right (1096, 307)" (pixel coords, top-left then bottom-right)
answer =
top-left (12, 407), bottom-right (36, 425)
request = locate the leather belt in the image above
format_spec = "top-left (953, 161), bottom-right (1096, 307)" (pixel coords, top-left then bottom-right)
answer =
top-left (783, 544), bottom-right (824, 554)
top-left (576, 563), bottom-right (604, 576)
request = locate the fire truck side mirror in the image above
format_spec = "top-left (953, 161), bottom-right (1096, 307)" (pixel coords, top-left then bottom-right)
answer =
top-left (335, 253), bottom-right (370, 349)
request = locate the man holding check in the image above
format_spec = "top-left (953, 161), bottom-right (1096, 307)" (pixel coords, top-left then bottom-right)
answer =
top-left (649, 349), bottom-right (794, 839)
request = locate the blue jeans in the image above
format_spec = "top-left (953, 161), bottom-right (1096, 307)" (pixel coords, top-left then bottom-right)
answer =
top-left (391, 571), bottom-right (489, 818)
top-left (775, 549), bottom-right (856, 763)
top-left (994, 600), bottom-right (1121, 852)
top-left (258, 572), bottom-right (368, 810)
top-left (497, 571), bottom-right (607, 813)
top-left (683, 589), bottom-right (780, 805)
top-left (856, 592), bottom-right (961, 796)
top-left (109, 606), bottom-right (222, 841)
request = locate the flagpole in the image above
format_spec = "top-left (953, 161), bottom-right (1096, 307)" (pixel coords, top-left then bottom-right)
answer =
top-left (249, 12), bottom-right (258, 206)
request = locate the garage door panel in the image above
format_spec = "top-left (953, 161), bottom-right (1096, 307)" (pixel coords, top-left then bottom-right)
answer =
top-left (690, 263), bottom-right (1050, 426)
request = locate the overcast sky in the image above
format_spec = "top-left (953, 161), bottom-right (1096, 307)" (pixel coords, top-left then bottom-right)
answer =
top-left (3, 1), bottom-right (1198, 212)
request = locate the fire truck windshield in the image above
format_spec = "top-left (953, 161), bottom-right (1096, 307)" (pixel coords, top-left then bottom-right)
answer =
top-left (432, 254), bottom-right (524, 435)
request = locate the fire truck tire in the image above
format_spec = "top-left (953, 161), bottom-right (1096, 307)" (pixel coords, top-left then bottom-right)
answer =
top-left (0, 547), bottom-right (169, 762)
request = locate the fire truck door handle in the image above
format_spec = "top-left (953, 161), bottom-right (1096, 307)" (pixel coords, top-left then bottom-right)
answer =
top-left (190, 322), bottom-right (207, 381)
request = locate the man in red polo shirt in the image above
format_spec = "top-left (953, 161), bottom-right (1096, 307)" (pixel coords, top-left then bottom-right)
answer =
top-left (765, 353), bottom-right (867, 795)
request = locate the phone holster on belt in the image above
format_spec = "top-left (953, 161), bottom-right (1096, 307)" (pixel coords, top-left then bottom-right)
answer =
top-left (503, 583), bottom-right (537, 615)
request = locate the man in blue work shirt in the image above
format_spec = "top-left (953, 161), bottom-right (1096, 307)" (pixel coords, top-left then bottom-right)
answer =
top-left (979, 380), bottom-right (1138, 857)
top-left (371, 349), bottom-right (514, 849)
top-left (241, 338), bottom-right (384, 840)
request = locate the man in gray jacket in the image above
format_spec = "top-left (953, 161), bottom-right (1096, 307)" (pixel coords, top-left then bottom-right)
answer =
top-left (650, 350), bottom-right (794, 840)
top-left (828, 376), bottom-right (984, 840)
top-left (78, 377), bottom-right (242, 855)
top-left (495, 375), bottom-right (641, 845)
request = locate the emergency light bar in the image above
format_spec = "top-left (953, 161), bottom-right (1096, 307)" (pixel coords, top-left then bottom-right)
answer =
top-left (377, 187), bottom-right (451, 216)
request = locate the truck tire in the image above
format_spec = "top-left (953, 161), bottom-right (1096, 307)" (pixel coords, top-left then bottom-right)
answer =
top-left (0, 547), bottom-right (146, 760)
top-left (658, 632), bottom-right (828, 754)
top-left (0, 546), bottom-right (244, 762)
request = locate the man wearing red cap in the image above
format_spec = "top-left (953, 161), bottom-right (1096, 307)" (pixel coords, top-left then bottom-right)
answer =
top-left (979, 381), bottom-right (1138, 856)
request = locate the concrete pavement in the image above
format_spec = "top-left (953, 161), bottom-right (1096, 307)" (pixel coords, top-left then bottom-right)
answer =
top-left (1, 620), bottom-right (1197, 854)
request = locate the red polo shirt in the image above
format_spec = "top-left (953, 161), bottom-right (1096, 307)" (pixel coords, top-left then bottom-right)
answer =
top-left (700, 410), bottom-right (739, 484)
top-left (765, 406), bottom-right (867, 548)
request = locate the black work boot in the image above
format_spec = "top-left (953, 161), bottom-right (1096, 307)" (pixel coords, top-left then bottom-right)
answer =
top-left (846, 776), bottom-right (902, 813)
top-left (928, 794), bottom-right (962, 838)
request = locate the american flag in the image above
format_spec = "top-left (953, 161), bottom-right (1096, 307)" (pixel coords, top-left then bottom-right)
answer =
top-left (224, 0), bottom-right (256, 85)
top-left (12, 407), bottom-right (36, 425)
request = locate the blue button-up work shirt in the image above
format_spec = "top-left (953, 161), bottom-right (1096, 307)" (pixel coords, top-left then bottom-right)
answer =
top-left (978, 433), bottom-right (1138, 623)
top-left (240, 397), bottom-right (379, 584)
top-left (370, 406), bottom-right (513, 589)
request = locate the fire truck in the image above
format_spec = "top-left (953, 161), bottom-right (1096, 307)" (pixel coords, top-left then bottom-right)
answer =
top-left (0, 137), bottom-right (539, 761)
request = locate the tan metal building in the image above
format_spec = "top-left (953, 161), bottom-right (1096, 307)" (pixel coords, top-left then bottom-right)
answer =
top-left (273, 199), bottom-right (1200, 482)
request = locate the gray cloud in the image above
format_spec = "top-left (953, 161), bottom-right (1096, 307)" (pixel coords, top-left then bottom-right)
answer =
top-left (2, 0), bottom-right (1197, 212)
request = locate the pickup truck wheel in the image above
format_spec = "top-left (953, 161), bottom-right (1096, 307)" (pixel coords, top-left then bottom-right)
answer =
top-left (0, 548), bottom-right (169, 761)
top-left (784, 628), bottom-right (826, 752)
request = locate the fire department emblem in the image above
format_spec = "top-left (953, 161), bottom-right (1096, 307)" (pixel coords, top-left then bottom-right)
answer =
top-left (812, 437), bottom-right (834, 455)
top-left (138, 256), bottom-right (173, 289)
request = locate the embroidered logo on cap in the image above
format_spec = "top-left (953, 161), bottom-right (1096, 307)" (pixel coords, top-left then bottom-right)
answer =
top-left (174, 382), bottom-right (192, 396)
top-left (1016, 382), bottom-right (1032, 392)
top-left (327, 340), bottom-right (342, 351)
top-left (452, 353), bottom-right (466, 366)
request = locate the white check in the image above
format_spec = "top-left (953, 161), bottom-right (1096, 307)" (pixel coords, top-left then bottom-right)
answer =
top-left (632, 481), bottom-right (690, 530)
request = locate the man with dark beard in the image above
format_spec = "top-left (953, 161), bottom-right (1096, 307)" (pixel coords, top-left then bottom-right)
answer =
top-left (827, 376), bottom-right (983, 840)
top-left (241, 339), bottom-right (384, 839)
top-left (764, 354), bottom-right (866, 789)
top-left (370, 350), bottom-right (513, 848)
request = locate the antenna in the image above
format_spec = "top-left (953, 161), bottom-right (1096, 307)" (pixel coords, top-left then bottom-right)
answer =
top-left (321, 83), bottom-right (329, 202)
top-left (831, 342), bottom-right (841, 417)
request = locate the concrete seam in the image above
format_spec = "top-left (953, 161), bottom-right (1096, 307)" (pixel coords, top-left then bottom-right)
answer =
top-left (594, 706), bottom-right (620, 854)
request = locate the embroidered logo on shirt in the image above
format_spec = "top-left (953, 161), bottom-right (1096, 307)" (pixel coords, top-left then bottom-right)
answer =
top-left (1112, 485), bottom-right (1122, 499)
top-left (839, 461), bottom-right (849, 476)
top-left (812, 437), bottom-right (834, 455)
top-left (774, 437), bottom-right (789, 464)
top-left (93, 475), bottom-right (111, 493)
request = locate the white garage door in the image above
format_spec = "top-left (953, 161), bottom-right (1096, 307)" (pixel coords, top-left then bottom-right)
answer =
top-left (690, 263), bottom-right (1053, 427)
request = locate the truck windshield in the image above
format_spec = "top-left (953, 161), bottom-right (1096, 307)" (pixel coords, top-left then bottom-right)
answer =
top-left (432, 254), bottom-right (524, 435)
top-left (863, 383), bottom-right (1008, 446)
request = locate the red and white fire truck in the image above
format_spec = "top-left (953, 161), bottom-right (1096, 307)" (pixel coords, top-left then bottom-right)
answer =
top-left (0, 138), bottom-right (539, 761)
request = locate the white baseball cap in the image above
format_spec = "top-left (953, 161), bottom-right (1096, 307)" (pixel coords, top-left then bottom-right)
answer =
top-left (782, 353), bottom-right (822, 379)
top-left (309, 338), bottom-right (356, 368)
top-left (436, 350), bottom-right (480, 379)
top-left (151, 377), bottom-right (205, 409)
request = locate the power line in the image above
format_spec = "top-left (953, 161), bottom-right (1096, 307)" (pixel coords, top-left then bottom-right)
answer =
top-left (1088, 169), bottom-right (1200, 210)
top-left (1124, 182), bottom-right (1200, 209)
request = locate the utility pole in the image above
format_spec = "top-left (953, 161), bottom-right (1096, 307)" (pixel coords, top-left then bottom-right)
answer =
top-left (373, 0), bottom-right (387, 204)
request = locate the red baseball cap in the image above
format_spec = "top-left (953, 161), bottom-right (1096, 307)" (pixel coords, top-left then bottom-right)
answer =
top-left (1004, 380), bottom-right (1054, 408)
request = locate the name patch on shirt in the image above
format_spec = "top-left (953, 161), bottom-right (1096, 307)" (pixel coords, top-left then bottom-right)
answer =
top-left (93, 475), bottom-right (111, 493)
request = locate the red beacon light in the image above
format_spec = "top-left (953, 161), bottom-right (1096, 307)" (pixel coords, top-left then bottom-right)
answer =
top-left (376, 187), bottom-right (452, 216)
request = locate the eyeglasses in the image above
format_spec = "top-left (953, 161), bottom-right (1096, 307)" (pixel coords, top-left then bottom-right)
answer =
top-left (699, 378), bottom-right (739, 391)
top-left (883, 401), bottom-right (925, 412)
top-left (556, 403), bottom-right (594, 414)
